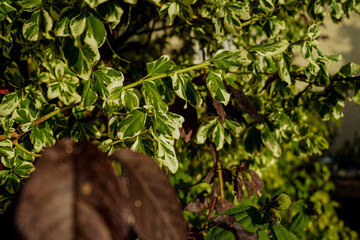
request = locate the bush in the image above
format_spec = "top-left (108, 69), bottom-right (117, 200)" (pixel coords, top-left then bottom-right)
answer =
top-left (0, 0), bottom-right (359, 239)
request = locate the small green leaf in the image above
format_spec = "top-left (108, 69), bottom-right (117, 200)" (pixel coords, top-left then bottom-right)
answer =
top-left (13, 161), bottom-right (35, 178)
top-left (0, 92), bottom-right (20, 116)
top-left (70, 12), bottom-right (86, 40)
top-left (250, 40), bottom-right (289, 57)
top-left (30, 125), bottom-right (56, 152)
top-left (244, 127), bottom-right (262, 154)
top-left (152, 131), bottom-right (178, 173)
top-left (117, 108), bottom-right (147, 139)
top-left (206, 70), bottom-right (230, 105)
top-left (276, 53), bottom-right (292, 85)
top-left (212, 119), bottom-right (225, 150)
top-left (337, 62), bottom-right (360, 77)
top-left (85, 0), bottom-right (108, 8)
top-left (211, 49), bottom-right (252, 70)
top-left (54, 8), bottom-right (78, 37)
top-left (131, 135), bottom-right (146, 154)
top-left (290, 212), bottom-right (311, 232)
top-left (142, 81), bottom-right (168, 113)
top-left (171, 72), bottom-right (203, 107)
top-left (16, 0), bottom-right (42, 10)
top-left (262, 124), bottom-right (281, 158)
top-left (302, 42), bottom-right (319, 75)
top-left (4, 172), bottom-right (20, 194)
top-left (259, 0), bottom-right (274, 12)
top-left (223, 10), bottom-right (242, 36)
top-left (270, 224), bottom-right (297, 240)
top-left (154, 111), bottom-right (184, 139)
top-left (79, 79), bottom-right (98, 109)
top-left (84, 14), bottom-right (106, 48)
top-left (0, 139), bottom-right (15, 159)
top-left (146, 55), bottom-right (174, 77)
top-left (71, 122), bottom-right (101, 141)
top-left (96, 0), bottom-right (124, 28)
top-left (12, 108), bottom-right (33, 123)
top-left (307, 24), bottom-right (321, 39)
top-left (120, 88), bottom-right (141, 111)
top-left (196, 118), bottom-right (217, 144)
top-left (22, 10), bottom-right (40, 41)
top-left (224, 119), bottom-right (243, 136)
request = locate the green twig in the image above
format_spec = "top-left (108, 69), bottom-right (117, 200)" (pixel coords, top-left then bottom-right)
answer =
top-left (13, 140), bottom-right (42, 157)
top-left (123, 61), bottom-right (211, 90)
top-left (242, 17), bottom-right (259, 27)
top-left (106, 38), bottom-right (131, 64)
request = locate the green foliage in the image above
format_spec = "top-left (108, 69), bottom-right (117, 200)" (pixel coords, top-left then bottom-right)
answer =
top-left (0, 0), bottom-right (360, 239)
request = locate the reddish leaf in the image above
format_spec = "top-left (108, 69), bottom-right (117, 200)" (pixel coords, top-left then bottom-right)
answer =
top-left (0, 88), bottom-right (12, 95)
top-left (212, 215), bottom-right (258, 240)
top-left (241, 172), bottom-right (254, 197)
top-left (211, 96), bottom-right (226, 125)
top-left (184, 192), bottom-right (208, 213)
top-left (14, 140), bottom-right (129, 240)
top-left (208, 143), bottom-right (217, 165)
top-left (234, 176), bottom-right (244, 203)
top-left (206, 169), bottom-right (215, 184)
top-left (0, 162), bottom-right (4, 170)
top-left (247, 170), bottom-right (264, 197)
top-left (215, 198), bottom-right (234, 213)
top-left (111, 149), bottom-right (187, 240)
top-left (236, 161), bottom-right (247, 173)
top-left (225, 83), bottom-right (264, 123)
top-left (222, 167), bottom-right (232, 184)
top-left (208, 183), bottom-right (218, 219)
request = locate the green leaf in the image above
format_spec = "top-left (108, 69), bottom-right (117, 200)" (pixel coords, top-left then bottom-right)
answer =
top-left (47, 77), bottom-right (81, 105)
top-left (225, 2), bottom-right (250, 20)
top-left (146, 55), bottom-right (174, 77)
top-left (262, 124), bottom-right (281, 158)
top-left (211, 49), bottom-right (252, 70)
top-left (22, 10), bottom-right (40, 41)
top-left (79, 79), bottom-right (98, 109)
top-left (13, 161), bottom-right (35, 178)
top-left (120, 88), bottom-right (141, 111)
top-left (71, 122), bottom-right (101, 140)
top-left (12, 108), bottom-right (33, 123)
top-left (206, 70), bottom-right (230, 105)
top-left (54, 8), bottom-right (78, 37)
top-left (4, 173), bottom-right (20, 194)
top-left (0, 139), bottom-right (15, 159)
top-left (307, 24), bottom-right (321, 39)
top-left (289, 212), bottom-right (311, 232)
top-left (152, 131), bottom-right (178, 173)
top-left (337, 62), bottom-right (360, 77)
top-left (171, 72), bottom-right (203, 107)
top-left (63, 39), bottom-right (100, 79)
top-left (270, 224), bottom-right (297, 240)
top-left (93, 67), bottom-right (124, 98)
top-left (155, 111), bottom-right (184, 139)
top-left (224, 119), bottom-right (243, 136)
top-left (131, 135), bottom-right (146, 154)
top-left (212, 119), bottom-right (225, 150)
top-left (69, 12), bottom-right (86, 40)
top-left (30, 125), bottom-right (56, 151)
top-left (225, 205), bottom-right (262, 232)
top-left (329, 0), bottom-right (343, 20)
top-left (84, 14), bottom-right (106, 48)
top-left (250, 40), bottom-right (289, 57)
top-left (259, 0), bottom-right (274, 12)
top-left (196, 118), bottom-right (217, 144)
top-left (16, 0), bottom-right (42, 10)
top-left (116, 108), bottom-right (147, 139)
top-left (301, 42), bottom-right (319, 75)
top-left (205, 226), bottom-right (235, 240)
top-left (142, 81), bottom-right (168, 113)
top-left (4, 62), bottom-right (25, 88)
top-left (0, 170), bottom-right (9, 185)
top-left (96, 0), bottom-right (124, 28)
top-left (276, 53), bottom-right (291, 85)
top-left (223, 10), bottom-right (242, 36)
top-left (0, 92), bottom-right (20, 116)
top-left (85, 0), bottom-right (108, 8)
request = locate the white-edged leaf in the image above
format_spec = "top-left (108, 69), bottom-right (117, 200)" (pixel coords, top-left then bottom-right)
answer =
top-left (96, 0), bottom-right (123, 27)
top-left (117, 108), bottom-right (147, 139)
top-left (120, 88), bottom-right (141, 111)
top-left (0, 92), bottom-right (20, 116)
top-left (84, 0), bottom-right (108, 8)
top-left (22, 10), bottom-right (40, 41)
top-left (69, 12), bottom-right (86, 39)
top-left (196, 118), bottom-right (217, 144)
top-left (250, 40), bottom-right (289, 57)
top-left (211, 49), bottom-right (252, 70)
top-left (152, 131), bottom-right (178, 173)
top-left (146, 55), bottom-right (174, 77)
top-left (277, 53), bottom-right (291, 85)
top-left (206, 70), bottom-right (230, 105)
top-left (84, 14), bottom-right (106, 48)
top-left (171, 72), bottom-right (203, 107)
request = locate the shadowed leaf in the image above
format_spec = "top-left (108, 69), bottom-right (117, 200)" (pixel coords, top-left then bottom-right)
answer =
top-left (212, 215), bottom-right (258, 240)
top-left (215, 198), bottom-right (234, 213)
top-left (206, 168), bottom-right (215, 184)
top-left (111, 149), bottom-right (187, 240)
top-left (241, 172), bottom-right (254, 197)
top-left (208, 183), bottom-right (218, 219)
top-left (248, 170), bottom-right (264, 197)
top-left (234, 176), bottom-right (244, 203)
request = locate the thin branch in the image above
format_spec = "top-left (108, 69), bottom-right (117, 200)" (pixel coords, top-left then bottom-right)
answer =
top-left (217, 161), bottom-right (225, 199)
top-left (106, 38), bottom-right (131, 64)
top-left (123, 61), bottom-right (211, 90)
top-left (332, 76), bottom-right (360, 82)
top-left (13, 140), bottom-right (42, 157)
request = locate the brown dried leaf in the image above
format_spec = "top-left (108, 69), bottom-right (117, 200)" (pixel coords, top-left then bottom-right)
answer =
top-left (236, 161), bottom-right (247, 172)
top-left (241, 172), bottom-right (254, 198)
top-left (208, 183), bottom-right (218, 219)
top-left (234, 176), bottom-right (244, 203)
top-left (212, 215), bottom-right (258, 240)
top-left (211, 96), bottom-right (226, 125)
top-left (225, 83), bottom-right (264, 123)
top-left (215, 198), bottom-right (234, 213)
top-left (247, 170), bottom-right (264, 197)
top-left (111, 149), bottom-right (187, 240)
top-left (184, 192), bottom-right (208, 214)
top-left (206, 169), bottom-right (215, 184)
top-left (222, 168), bottom-right (233, 184)
top-left (14, 140), bottom-right (129, 240)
